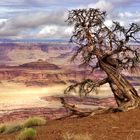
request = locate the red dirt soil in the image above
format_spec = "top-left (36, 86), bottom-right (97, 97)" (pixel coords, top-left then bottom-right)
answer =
top-left (0, 109), bottom-right (140, 140)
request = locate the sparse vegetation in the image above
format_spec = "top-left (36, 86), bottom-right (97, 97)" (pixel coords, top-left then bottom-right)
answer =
top-left (23, 117), bottom-right (46, 128)
top-left (0, 124), bottom-right (6, 133)
top-left (4, 124), bottom-right (23, 134)
top-left (16, 128), bottom-right (36, 140)
top-left (0, 117), bottom-right (46, 135)
top-left (62, 133), bottom-right (92, 140)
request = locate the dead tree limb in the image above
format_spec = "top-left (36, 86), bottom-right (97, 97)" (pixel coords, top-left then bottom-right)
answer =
top-left (60, 8), bottom-right (140, 119)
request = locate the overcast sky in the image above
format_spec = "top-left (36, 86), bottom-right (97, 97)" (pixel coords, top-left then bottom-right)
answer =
top-left (0, 0), bottom-right (139, 39)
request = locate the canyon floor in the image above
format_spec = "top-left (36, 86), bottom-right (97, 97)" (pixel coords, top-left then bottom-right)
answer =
top-left (0, 81), bottom-right (139, 122)
top-left (0, 109), bottom-right (140, 140)
top-left (0, 81), bottom-right (115, 122)
top-left (0, 82), bottom-right (66, 111)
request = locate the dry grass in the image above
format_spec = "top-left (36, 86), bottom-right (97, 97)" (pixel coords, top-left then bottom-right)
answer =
top-left (16, 128), bottom-right (36, 140)
top-left (62, 132), bottom-right (92, 140)
top-left (4, 124), bottom-right (23, 134)
top-left (0, 117), bottom-right (46, 135)
top-left (23, 117), bottom-right (46, 128)
top-left (0, 124), bottom-right (6, 133)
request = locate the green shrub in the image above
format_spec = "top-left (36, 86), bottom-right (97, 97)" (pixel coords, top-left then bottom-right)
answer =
top-left (62, 133), bottom-right (92, 140)
top-left (0, 124), bottom-right (6, 133)
top-left (4, 124), bottom-right (23, 134)
top-left (23, 117), bottom-right (46, 128)
top-left (17, 128), bottom-right (36, 140)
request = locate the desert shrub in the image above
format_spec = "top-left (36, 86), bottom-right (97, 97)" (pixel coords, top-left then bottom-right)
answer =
top-left (0, 124), bottom-right (6, 133)
top-left (17, 128), bottom-right (36, 140)
top-left (23, 117), bottom-right (46, 128)
top-left (4, 124), bottom-right (23, 134)
top-left (0, 117), bottom-right (45, 135)
top-left (62, 133), bottom-right (92, 140)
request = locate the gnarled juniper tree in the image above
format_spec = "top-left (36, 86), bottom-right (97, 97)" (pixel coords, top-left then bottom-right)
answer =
top-left (61, 8), bottom-right (140, 116)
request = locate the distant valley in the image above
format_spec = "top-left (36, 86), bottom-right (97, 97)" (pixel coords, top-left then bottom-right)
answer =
top-left (0, 41), bottom-right (139, 122)
top-left (0, 42), bottom-right (74, 66)
top-left (0, 42), bottom-right (139, 87)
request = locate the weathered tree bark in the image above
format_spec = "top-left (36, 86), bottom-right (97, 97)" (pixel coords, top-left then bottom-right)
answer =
top-left (60, 58), bottom-right (140, 119)
top-left (99, 58), bottom-right (140, 111)
top-left (60, 8), bottom-right (140, 119)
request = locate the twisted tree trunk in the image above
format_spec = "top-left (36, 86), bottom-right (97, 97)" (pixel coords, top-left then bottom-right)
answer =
top-left (60, 59), bottom-right (140, 119)
top-left (99, 58), bottom-right (140, 111)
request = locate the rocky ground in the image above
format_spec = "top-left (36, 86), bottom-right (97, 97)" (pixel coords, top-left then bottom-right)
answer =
top-left (0, 109), bottom-right (140, 140)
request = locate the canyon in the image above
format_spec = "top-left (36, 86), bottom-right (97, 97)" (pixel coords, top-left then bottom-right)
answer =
top-left (0, 41), bottom-right (139, 86)
top-left (0, 41), bottom-right (139, 122)
top-left (0, 41), bottom-right (105, 86)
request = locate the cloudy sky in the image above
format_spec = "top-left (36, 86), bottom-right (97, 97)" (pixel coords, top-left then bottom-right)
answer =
top-left (0, 0), bottom-right (139, 40)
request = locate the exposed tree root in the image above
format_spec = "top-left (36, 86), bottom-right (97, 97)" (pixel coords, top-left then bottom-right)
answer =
top-left (58, 97), bottom-right (140, 120)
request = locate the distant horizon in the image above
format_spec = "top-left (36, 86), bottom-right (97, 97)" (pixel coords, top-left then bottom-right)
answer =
top-left (0, 38), bottom-right (139, 44)
top-left (0, 38), bottom-right (70, 43)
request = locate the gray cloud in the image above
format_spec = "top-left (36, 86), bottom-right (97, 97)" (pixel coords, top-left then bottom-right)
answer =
top-left (0, 0), bottom-right (139, 39)
top-left (0, 10), bottom-right (68, 37)
top-left (0, 0), bottom-right (95, 8)
top-left (0, 0), bottom-right (139, 8)
top-left (108, 11), bottom-right (140, 26)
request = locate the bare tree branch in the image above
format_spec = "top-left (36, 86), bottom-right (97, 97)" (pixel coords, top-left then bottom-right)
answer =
top-left (62, 8), bottom-right (140, 116)
top-left (68, 8), bottom-right (140, 72)
top-left (64, 77), bottom-right (109, 97)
